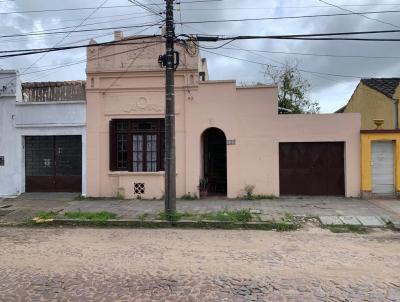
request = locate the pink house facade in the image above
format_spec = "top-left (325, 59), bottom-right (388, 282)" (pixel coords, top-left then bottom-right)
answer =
top-left (85, 32), bottom-right (361, 199)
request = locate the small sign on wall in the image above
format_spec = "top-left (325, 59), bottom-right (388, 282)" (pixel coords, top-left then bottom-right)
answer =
top-left (0, 156), bottom-right (4, 166)
top-left (226, 139), bottom-right (236, 146)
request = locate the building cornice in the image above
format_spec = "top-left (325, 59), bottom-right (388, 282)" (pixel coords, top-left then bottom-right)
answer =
top-left (360, 129), bottom-right (400, 134)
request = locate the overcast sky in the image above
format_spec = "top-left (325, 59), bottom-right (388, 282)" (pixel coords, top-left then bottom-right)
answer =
top-left (0, 0), bottom-right (399, 112)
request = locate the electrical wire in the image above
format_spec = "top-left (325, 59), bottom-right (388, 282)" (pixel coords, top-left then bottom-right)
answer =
top-left (18, 0), bottom-right (110, 87)
top-left (317, 0), bottom-right (400, 29)
top-left (176, 9), bottom-right (400, 25)
top-left (4, 27), bottom-right (400, 61)
top-left (176, 3), bottom-right (400, 11)
top-left (0, 23), bottom-right (163, 39)
top-left (220, 46), bottom-right (400, 60)
top-left (0, 37), bottom-right (159, 59)
top-left (199, 48), bottom-right (363, 79)
top-left (0, 41), bottom-right (162, 81)
top-left (24, 24), bottom-right (161, 82)
top-left (128, 0), bottom-right (164, 18)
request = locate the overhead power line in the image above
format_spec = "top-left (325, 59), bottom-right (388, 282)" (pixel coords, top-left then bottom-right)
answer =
top-left (23, 23), bottom-right (161, 82)
top-left (2, 28), bottom-right (400, 60)
top-left (0, 0), bottom-right (223, 15)
top-left (0, 36), bottom-right (159, 59)
top-left (3, 28), bottom-right (400, 60)
top-left (0, 4), bottom-right (146, 15)
top-left (221, 46), bottom-right (400, 59)
top-left (0, 41), bottom-right (162, 80)
top-left (317, 0), bottom-right (400, 29)
top-left (19, 0), bottom-right (110, 84)
top-left (128, 0), bottom-right (163, 17)
top-left (0, 23), bottom-right (162, 39)
top-left (176, 3), bottom-right (400, 11)
top-left (4, 10), bottom-right (400, 41)
top-left (177, 9), bottom-right (400, 24)
top-left (184, 29), bottom-right (400, 43)
top-left (200, 48), bottom-right (362, 79)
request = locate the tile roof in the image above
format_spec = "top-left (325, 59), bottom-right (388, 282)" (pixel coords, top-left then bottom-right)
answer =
top-left (361, 78), bottom-right (400, 98)
top-left (22, 81), bottom-right (86, 102)
top-left (22, 80), bottom-right (86, 88)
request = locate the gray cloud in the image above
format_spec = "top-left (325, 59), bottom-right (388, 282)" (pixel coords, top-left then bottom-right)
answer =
top-left (0, 0), bottom-right (399, 112)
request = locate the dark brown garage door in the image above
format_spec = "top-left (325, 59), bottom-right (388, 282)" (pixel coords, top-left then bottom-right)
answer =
top-left (25, 136), bottom-right (82, 192)
top-left (279, 142), bottom-right (345, 196)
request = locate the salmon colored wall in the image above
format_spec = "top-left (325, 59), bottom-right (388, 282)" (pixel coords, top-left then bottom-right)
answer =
top-left (86, 34), bottom-right (361, 199)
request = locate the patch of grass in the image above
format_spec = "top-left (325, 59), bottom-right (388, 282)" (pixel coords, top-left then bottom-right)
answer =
top-left (156, 209), bottom-right (253, 222)
top-left (31, 211), bottom-right (57, 224)
top-left (115, 191), bottom-right (125, 200)
top-left (273, 221), bottom-right (298, 232)
top-left (325, 224), bottom-right (369, 234)
top-left (35, 211), bottom-right (57, 220)
top-left (248, 194), bottom-right (276, 200)
top-left (156, 211), bottom-right (194, 222)
top-left (64, 211), bottom-right (117, 222)
top-left (74, 196), bottom-right (106, 201)
top-left (137, 213), bottom-right (151, 221)
top-left (201, 209), bottom-right (252, 222)
top-left (179, 193), bottom-right (198, 200)
top-left (283, 213), bottom-right (294, 222)
top-left (241, 184), bottom-right (275, 200)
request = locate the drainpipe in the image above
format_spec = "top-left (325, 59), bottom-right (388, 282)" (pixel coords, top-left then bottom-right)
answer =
top-left (392, 97), bottom-right (399, 129)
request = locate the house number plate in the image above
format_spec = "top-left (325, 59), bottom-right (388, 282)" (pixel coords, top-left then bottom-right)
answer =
top-left (226, 139), bottom-right (236, 145)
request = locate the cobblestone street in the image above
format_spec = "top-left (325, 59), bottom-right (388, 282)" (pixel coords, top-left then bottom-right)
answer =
top-left (0, 227), bottom-right (399, 301)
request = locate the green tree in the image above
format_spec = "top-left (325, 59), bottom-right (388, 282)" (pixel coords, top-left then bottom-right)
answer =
top-left (265, 61), bottom-right (320, 114)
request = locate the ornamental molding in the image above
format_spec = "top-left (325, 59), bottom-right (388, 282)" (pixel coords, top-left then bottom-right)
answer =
top-left (122, 97), bottom-right (162, 113)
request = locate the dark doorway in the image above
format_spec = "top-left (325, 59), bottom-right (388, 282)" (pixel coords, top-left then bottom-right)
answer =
top-left (279, 142), bottom-right (345, 196)
top-left (25, 136), bottom-right (82, 192)
top-left (202, 128), bottom-right (227, 195)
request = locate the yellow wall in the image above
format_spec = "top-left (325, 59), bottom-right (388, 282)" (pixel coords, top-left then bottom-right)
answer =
top-left (361, 133), bottom-right (400, 193)
top-left (345, 82), bottom-right (399, 130)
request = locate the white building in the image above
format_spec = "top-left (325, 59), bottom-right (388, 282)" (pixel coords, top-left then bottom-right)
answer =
top-left (0, 70), bottom-right (86, 197)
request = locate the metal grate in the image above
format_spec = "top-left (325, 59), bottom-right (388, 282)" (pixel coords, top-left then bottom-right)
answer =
top-left (134, 183), bottom-right (145, 195)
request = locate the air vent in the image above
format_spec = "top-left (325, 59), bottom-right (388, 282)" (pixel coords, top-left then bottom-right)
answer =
top-left (134, 183), bottom-right (145, 195)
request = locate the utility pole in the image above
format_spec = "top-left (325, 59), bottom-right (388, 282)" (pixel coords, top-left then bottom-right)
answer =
top-left (164, 0), bottom-right (176, 212)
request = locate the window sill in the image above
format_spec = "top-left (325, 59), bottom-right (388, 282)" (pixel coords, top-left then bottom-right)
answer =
top-left (108, 171), bottom-right (165, 176)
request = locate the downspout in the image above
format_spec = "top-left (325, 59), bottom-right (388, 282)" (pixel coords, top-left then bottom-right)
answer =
top-left (392, 97), bottom-right (399, 129)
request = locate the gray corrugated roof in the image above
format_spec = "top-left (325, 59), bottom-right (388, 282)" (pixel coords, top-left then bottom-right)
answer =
top-left (361, 78), bottom-right (400, 98)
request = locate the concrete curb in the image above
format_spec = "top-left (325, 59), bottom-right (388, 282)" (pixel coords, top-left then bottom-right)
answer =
top-left (37, 218), bottom-right (299, 231)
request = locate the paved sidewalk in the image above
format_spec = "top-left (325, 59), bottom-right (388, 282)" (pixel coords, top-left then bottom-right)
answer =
top-left (1, 193), bottom-right (400, 225)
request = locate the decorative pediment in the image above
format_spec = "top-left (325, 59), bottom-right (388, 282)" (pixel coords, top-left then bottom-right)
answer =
top-left (122, 97), bottom-right (162, 113)
top-left (104, 95), bottom-right (165, 115)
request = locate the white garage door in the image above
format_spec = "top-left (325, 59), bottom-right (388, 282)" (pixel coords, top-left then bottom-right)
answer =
top-left (372, 141), bottom-right (395, 195)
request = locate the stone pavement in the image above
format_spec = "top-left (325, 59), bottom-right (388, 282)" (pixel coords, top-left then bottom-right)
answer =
top-left (1, 193), bottom-right (400, 225)
top-left (0, 227), bottom-right (399, 301)
top-left (319, 215), bottom-right (387, 227)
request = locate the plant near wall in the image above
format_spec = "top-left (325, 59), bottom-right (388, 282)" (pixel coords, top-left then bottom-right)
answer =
top-left (198, 178), bottom-right (209, 199)
top-left (116, 191), bottom-right (125, 200)
top-left (244, 184), bottom-right (255, 200)
top-left (180, 193), bottom-right (199, 200)
top-left (242, 184), bottom-right (275, 200)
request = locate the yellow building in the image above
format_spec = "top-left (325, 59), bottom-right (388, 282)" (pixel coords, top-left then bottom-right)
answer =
top-left (337, 78), bottom-right (400, 198)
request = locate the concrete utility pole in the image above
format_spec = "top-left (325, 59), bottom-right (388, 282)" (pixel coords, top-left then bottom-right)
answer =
top-left (164, 0), bottom-right (176, 212)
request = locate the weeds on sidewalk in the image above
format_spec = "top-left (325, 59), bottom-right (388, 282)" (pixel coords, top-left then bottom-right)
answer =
top-left (32, 211), bottom-right (57, 223)
top-left (179, 193), bottom-right (198, 200)
top-left (241, 185), bottom-right (275, 200)
top-left (157, 209), bottom-right (253, 223)
top-left (324, 224), bottom-right (369, 234)
top-left (64, 211), bottom-right (117, 222)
